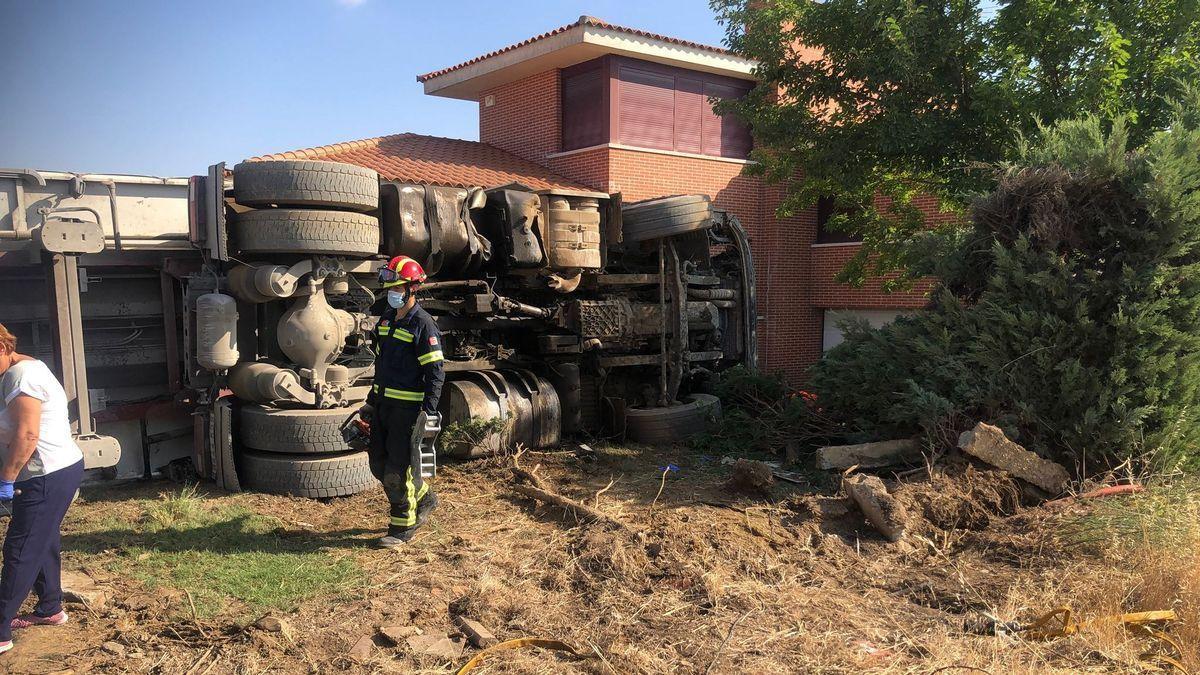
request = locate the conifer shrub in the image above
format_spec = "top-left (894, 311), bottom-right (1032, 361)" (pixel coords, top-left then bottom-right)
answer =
top-left (810, 94), bottom-right (1200, 471)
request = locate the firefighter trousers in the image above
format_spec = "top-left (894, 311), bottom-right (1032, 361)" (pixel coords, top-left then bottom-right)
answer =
top-left (367, 401), bottom-right (433, 535)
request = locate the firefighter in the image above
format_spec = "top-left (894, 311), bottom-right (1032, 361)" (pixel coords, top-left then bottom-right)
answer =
top-left (365, 255), bottom-right (444, 548)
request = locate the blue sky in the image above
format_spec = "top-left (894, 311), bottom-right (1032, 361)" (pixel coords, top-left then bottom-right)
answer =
top-left (0, 0), bottom-right (731, 176)
top-left (1, 1), bottom-right (1002, 177)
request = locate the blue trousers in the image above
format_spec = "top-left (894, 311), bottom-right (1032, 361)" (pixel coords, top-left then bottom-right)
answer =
top-left (0, 460), bottom-right (83, 641)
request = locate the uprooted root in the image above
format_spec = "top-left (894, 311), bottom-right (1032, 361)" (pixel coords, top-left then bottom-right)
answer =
top-left (905, 464), bottom-right (1022, 532)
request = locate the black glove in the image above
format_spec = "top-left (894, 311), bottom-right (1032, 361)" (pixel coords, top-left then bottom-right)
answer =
top-left (359, 402), bottom-right (375, 424)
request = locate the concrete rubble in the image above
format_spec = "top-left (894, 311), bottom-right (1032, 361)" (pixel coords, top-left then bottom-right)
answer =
top-left (816, 439), bottom-right (921, 470)
top-left (843, 474), bottom-right (908, 542)
top-left (348, 635), bottom-right (375, 662)
top-left (379, 624), bottom-right (423, 645)
top-left (407, 634), bottom-right (467, 660)
top-left (456, 618), bottom-right (497, 648)
top-left (61, 570), bottom-right (111, 610)
top-left (958, 422), bottom-right (1070, 493)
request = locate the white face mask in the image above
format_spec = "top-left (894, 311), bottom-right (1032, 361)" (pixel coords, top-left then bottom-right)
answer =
top-left (387, 289), bottom-right (408, 309)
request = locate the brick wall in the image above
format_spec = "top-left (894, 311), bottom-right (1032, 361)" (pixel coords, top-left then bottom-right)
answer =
top-left (479, 69), bottom-right (561, 166)
top-left (476, 68), bottom-right (932, 382)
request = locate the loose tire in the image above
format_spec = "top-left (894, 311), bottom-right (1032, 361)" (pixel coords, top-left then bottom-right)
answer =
top-left (622, 195), bottom-right (713, 242)
top-left (231, 209), bottom-right (380, 256)
top-left (233, 160), bottom-right (379, 212)
top-left (625, 393), bottom-right (722, 445)
top-left (239, 404), bottom-right (359, 455)
top-left (238, 450), bottom-right (375, 498)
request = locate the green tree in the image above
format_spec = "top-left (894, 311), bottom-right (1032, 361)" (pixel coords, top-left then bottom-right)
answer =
top-left (713, 0), bottom-right (1200, 286)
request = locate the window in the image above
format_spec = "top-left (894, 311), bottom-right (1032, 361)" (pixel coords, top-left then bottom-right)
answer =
top-left (560, 57), bottom-right (753, 159)
top-left (562, 61), bottom-right (608, 151)
top-left (815, 197), bottom-right (863, 244)
top-left (822, 309), bottom-right (909, 351)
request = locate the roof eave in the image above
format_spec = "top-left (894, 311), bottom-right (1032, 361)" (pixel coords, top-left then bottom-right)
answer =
top-left (422, 24), bottom-right (757, 101)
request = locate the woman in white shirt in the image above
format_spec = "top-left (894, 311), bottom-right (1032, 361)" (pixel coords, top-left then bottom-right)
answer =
top-left (0, 323), bottom-right (84, 655)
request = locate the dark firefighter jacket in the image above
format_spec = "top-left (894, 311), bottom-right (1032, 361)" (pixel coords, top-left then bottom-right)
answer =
top-left (371, 302), bottom-right (445, 413)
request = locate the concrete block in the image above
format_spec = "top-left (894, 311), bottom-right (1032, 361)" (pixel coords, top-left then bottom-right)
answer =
top-left (958, 422), bottom-right (1070, 493)
top-left (817, 439), bottom-right (921, 470)
top-left (844, 474), bottom-right (908, 542)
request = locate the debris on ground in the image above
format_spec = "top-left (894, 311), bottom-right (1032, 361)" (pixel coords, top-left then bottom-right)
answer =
top-left (843, 474), bottom-right (908, 541)
top-left (510, 451), bottom-right (630, 531)
top-left (1051, 483), bottom-right (1145, 503)
top-left (723, 459), bottom-right (775, 495)
top-left (253, 615), bottom-right (287, 633)
top-left (816, 438), bottom-right (921, 470)
top-left (457, 617), bottom-right (497, 648)
top-left (407, 633), bottom-right (466, 660)
top-left (61, 570), bottom-right (111, 610)
top-left (958, 422), bottom-right (1071, 493)
top-left (348, 635), bottom-right (375, 663)
top-left (379, 625), bottom-right (422, 645)
top-left (13, 444), bottom-right (1190, 674)
top-left (456, 638), bottom-right (582, 674)
top-left (770, 468), bottom-right (806, 485)
top-left (100, 641), bottom-right (125, 657)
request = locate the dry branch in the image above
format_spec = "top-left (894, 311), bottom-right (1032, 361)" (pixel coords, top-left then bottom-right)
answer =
top-left (510, 450), bottom-right (630, 531)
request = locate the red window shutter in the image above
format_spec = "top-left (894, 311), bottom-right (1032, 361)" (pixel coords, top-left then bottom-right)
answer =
top-left (617, 66), bottom-right (675, 151)
top-left (702, 82), bottom-right (753, 158)
top-left (674, 77), bottom-right (703, 154)
top-left (562, 65), bottom-right (606, 151)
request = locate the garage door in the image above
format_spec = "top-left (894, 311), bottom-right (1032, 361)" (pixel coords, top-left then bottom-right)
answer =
top-left (822, 309), bottom-right (909, 351)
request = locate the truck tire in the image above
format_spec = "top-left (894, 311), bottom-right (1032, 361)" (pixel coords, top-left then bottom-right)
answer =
top-left (231, 209), bottom-right (380, 256)
top-left (622, 195), bottom-right (713, 242)
top-left (238, 450), bottom-right (375, 498)
top-left (239, 404), bottom-right (358, 454)
top-left (233, 160), bottom-right (379, 212)
top-left (626, 394), bottom-right (722, 445)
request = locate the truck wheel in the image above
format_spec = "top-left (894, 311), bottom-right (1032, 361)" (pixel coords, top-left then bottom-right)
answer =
top-left (233, 160), bottom-right (379, 212)
top-left (238, 450), bottom-right (375, 498)
top-left (240, 404), bottom-right (359, 454)
top-left (625, 394), bottom-right (722, 445)
top-left (622, 195), bottom-right (713, 242)
top-left (231, 209), bottom-right (380, 256)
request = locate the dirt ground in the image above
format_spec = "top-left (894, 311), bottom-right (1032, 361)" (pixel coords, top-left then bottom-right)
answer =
top-left (0, 443), bottom-right (1190, 674)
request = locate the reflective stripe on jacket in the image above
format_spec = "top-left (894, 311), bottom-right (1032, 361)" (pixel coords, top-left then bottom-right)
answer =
top-left (372, 303), bottom-right (445, 412)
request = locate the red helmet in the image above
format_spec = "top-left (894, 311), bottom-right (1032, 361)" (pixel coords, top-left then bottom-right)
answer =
top-left (379, 255), bottom-right (426, 289)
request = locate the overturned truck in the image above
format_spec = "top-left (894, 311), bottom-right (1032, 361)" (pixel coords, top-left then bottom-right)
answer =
top-left (192, 159), bottom-right (756, 496)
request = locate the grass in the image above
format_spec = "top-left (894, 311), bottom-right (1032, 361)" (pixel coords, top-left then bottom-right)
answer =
top-left (1055, 479), bottom-right (1200, 671)
top-left (74, 486), bottom-right (364, 619)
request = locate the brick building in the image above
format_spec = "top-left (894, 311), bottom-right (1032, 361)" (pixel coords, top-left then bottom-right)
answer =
top-left (256, 16), bottom-right (930, 382)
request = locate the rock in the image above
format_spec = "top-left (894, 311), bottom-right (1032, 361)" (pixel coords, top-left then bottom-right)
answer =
top-left (348, 635), bottom-right (374, 662)
top-left (722, 459), bottom-right (775, 495)
top-left (378, 624), bottom-right (422, 645)
top-left (254, 615), bottom-right (287, 633)
top-left (844, 474), bottom-right (908, 542)
top-left (816, 439), bottom-right (921, 470)
top-left (457, 617), bottom-right (497, 648)
top-left (61, 570), bottom-right (110, 610)
top-left (958, 422), bottom-right (1070, 493)
top-left (407, 634), bottom-right (467, 660)
top-left (101, 641), bottom-right (125, 656)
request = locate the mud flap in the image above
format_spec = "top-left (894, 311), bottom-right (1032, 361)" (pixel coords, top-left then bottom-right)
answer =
top-left (210, 397), bottom-right (240, 491)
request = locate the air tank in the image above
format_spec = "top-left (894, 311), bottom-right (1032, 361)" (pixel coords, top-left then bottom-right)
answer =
top-left (196, 292), bottom-right (239, 370)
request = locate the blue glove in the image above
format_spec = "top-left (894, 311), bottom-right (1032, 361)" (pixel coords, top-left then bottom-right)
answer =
top-left (0, 481), bottom-right (13, 501)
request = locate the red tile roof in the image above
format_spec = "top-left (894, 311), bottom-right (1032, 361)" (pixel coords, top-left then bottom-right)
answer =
top-left (417, 15), bottom-right (733, 82)
top-left (250, 133), bottom-right (593, 191)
